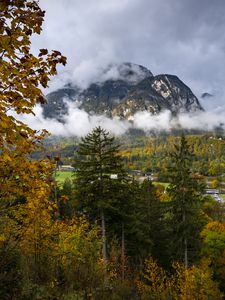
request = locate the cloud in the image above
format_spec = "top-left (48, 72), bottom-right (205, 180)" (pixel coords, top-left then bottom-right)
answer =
top-left (31, 0), bottom-right (225, 106)
top-left (10, 99), bottom-right (224, 137)
top-left (176, 108), bottom-right (225, 131)
top-left (132, 108), bottom-right (225, 133)
top-left (133, 110), bottom-right (173, 132)
top-left (10, 102), bottom-right (130, 137)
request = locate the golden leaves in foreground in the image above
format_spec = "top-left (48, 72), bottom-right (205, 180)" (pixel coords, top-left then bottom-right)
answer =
top-left (136, 257), bottom-right (222, 300)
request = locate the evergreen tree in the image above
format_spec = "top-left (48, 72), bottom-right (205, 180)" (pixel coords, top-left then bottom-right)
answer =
top-left (58, 178), bottom-right (75, 219)
top-left (167, 135), bottom-right (205, 267)
top-left (123, 179), bottom-right (170, 268)
top-left (139, 179), bottom-right (169, 267)
top-left (74, 127), bottom-right (128, 261)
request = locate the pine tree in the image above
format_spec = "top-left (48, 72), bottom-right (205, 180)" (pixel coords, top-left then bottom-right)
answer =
top-left (74, 127), bottom-right (128, 261)
top-left (139, 179), bottom-right (169, 267)
top-left (58, 178), bottom-right (74, 219)
top-left (167, 135), bottom-right (205, 268)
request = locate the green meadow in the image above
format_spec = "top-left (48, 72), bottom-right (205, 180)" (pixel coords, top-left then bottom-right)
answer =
top-left (55, 171), bottom-right (73, 184)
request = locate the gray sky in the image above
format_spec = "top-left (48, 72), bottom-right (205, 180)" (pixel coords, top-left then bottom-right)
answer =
top-left (32, 0), bottom-right (225, 110)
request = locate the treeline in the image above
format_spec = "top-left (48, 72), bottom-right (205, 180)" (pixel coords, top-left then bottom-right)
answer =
top-left (118, 135), bottom-right (225, 178)
top-left (37, 134), bottom-right (225, 180)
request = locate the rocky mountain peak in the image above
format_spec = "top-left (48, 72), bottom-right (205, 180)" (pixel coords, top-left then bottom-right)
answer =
top-left (151, 74), bottom-right (203, 113)
top-left (43, 63), bottom-right (204, 121)
top-left (100, 62), bottom-right (153, 84)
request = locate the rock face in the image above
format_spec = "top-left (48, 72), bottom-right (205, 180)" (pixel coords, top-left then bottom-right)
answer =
top-left (43, 63), bottom-right (203, 121)
top-left (151, 75), bottom-right (202, 113)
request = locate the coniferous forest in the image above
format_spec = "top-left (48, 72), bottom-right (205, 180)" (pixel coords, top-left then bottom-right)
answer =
top-left (0, 1), bottom-right (225, 299)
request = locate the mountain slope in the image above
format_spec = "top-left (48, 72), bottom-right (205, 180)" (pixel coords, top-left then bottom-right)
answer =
top-left (43, 63), bottom-right (203, 121)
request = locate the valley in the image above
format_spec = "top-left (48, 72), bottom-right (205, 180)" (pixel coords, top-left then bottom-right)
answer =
top-left (51, 132), bottom-right (225, 195)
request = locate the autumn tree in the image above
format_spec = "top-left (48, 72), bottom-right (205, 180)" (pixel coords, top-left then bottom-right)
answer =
top-left (201, 221), bottom-right (225, 294)
top-left (0, 0), bottom-right (66, 219)
top-left (137, 258), bottom-right (222, 300)
top-left (0, 0), bottom-right (66, 206)
top-left (0, 1), bottom-right (66, 298)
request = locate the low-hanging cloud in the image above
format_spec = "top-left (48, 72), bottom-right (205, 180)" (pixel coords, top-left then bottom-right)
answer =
top-left (11, 98), bottom-right (224, 137)
top-left (11, 103), bottom-right (131, 137)
top-left (133, 110), bottom-right (173, 132)
top-left (133, 108), bottom-right (225, 133)
top-left (176, 108), bottom-right (225, 131)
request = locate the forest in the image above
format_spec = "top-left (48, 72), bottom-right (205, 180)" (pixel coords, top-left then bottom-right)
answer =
top-left (0, 1), bottom-right (225, 299)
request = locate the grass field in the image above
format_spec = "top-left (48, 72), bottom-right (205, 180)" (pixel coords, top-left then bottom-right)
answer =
top-left (55, 172), bottom-right (170, 188)
top-left (153, 182), bottom-right (169, 188)
top-left (55, 171), bottom-right (73, 184)
top-left (221, 194), bottom-right (225, 201)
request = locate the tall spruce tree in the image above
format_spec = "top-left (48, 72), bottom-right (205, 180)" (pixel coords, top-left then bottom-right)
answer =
top-left (74, 127), bottom-right (128, 261)
top-left (139, 179), bottom-right (169, 267)
top-left (167, 135), bottom-right (205, 268)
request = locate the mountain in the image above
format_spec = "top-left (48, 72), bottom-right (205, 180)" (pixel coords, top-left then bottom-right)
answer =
top-left (43, 63), bottom-right (203, 121)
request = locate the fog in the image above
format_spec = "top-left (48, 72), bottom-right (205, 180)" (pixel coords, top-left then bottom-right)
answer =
top-left (12, 98), bottom-right (224, 137)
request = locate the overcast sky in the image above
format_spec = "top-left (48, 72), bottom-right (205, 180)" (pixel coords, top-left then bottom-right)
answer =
top-left (32, 0), bottom-right (225, 110)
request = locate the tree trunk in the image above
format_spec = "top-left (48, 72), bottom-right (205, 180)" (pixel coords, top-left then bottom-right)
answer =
top-left (121, 222), bottom-right (125, 280)
top-left (183, 211), bottom-right (188, 269)
top-left (101, 209), bottom-right (107, 262)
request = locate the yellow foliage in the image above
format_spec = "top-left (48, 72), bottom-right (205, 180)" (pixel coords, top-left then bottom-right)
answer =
top-left (0, 0), bottom-right (66, 207)
top-left (175, 261), bottom-right (222, 300)
top-left (0, 234), bottom-right (6, 245)
top-left (202, 220), bottom-right (225, 233)
top-left (136, 258), bottom-right (172, 299)
top-left (136, 258), bottom-right (222, 300)
top-left (201, 221), bottom-right (225, 289)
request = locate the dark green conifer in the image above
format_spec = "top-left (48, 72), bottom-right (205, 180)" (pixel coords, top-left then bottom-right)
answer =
top-left (74, 126), bottom-right (128, 261)
top-left (167, 135), bottom-right (205, 267)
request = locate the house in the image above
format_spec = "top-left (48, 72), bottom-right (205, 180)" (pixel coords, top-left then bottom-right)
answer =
top-left (58, 165), bottom-right (75, 171)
